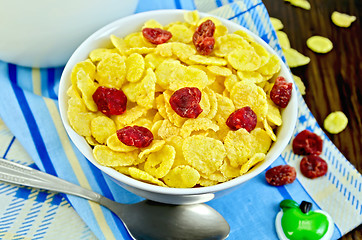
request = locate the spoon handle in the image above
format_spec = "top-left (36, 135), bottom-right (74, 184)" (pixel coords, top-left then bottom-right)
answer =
top-left (0, 158), bottom-right (101, 202)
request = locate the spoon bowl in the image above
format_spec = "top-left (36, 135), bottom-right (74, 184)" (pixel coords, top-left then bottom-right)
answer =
top-left (0, 158), bottom-right (230, 240)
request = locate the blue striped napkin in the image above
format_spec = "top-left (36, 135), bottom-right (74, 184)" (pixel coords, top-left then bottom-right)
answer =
top-left (0, 0), bottom-right (361, 239)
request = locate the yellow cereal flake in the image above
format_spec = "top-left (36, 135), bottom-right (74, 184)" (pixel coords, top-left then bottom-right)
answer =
top-left (237, 71), bottom-right (264, 84)
top-left (215, 93), bottom-right (235, 119)
top-left (126, 32), bottom-right (154, 48)
top-left (144, 145), bottom-right (175, 178)
top-left (198, 177), bottom-right (218, 187)
top-left (283, 48), bottom-right (310, 68)
top-left (230, 80), bottom-right (268, 121)
top-left (200, 171), bottom-right (227, 183)
top-left (306, 36), bottom-right (333, 54)
top-left (111, 105), bottom-right (147, 128)
top-left (266, 98), bottom-right (283, 126)
top-left (189, 55), bottom-right (228, 66)
top-left (155, 59), bottom-right (184, 89)
top-left (74, 62), bottom-right (98, 112)
top-left (142, 19), bottom-right (163, 29)
top-left (89, 48), bottom-right (119, 62)
top-left (71, 59), bottom-right (96, 92)
top-left (182, 135), bottom-right (226, 174)
top-left (270, 17), bottom-right (284, 31)
top-left (128, 167), bottom-right (167, 187)
top-left (126, 53), bottom-right (145, 82)
top-left (93, 145), bottom-right (137, 167)
top-left (169, 65), bottom-right (209, 91)
top-left (91, 116), bottom-right (116, 144)
top-left (287, 0), bottom-right (311, 10)
top-left (96, 53), bottom-right (126, 88)
top-left (292, 74), bottom-right (306, 95)
top-left (251, 128), bottom-right (272, 154)
top-left (197, 16), bottom-right (222, 27)
top-left (163, 165), bottom-right (200, 188)
top-left (227, 49), bottom-right (261, 71)
top-left (110, 35), bottom-right (128, 55)
top-left (220, 157), bottom-right (240, 179)
top-left (257, 55), bottom-right (281, 76)
top-left (240, 153), bottom-right (265, 175)
top-left (138, 140), bottom-right (166, 160)
top-left (207, 65), bottom-right (232, 77)
top-left (184, 10), bottom-right (200, 26)
top-left (224, 128), bottom-right (255, 167)
top-left (180, 118), bottom-right (219, 138)
top-left (263, 118), bottom-right (277, 141)
top-left (157, 119), bottom-right (180, 140)
top-left (251, 41), bottom-right (271, 67)
top-left (215, 34), bottom-right (252, 57)
top-left (165, 135), bottom-right (187, 167)
top-left (168, 24), bottom-right (193, 43)
top-left (323, 111), bottom-right (348, 134)
top-left (122, 68), bottom-right (156, 109)
top-left (204, 88), bottom-right (218, 119)
top-left (106, 133), bottom-right (137, 152)
top-left (331, 11), bottom-right (356, 28)
top-left (276, 31), bottom-right (291, 49)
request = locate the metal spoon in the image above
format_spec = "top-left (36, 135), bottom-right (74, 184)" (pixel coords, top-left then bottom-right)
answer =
top-left (0, 158), bottom-right (230, 240)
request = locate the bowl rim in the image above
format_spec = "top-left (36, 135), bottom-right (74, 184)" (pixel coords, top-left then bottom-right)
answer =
top-left (59, 9), bottom-right (298, 196)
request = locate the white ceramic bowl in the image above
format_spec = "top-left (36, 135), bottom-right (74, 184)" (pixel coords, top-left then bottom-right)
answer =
top-left (0, 0), bottom-right (138, 68)
top-left (59, 9), bottom-right (298, 205)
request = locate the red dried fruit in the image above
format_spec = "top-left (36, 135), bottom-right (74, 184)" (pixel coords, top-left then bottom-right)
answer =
top-left (117, 125), bottom-right (154, 148)
top-left (169, 87), bottom-right (203, 118)
top-left (300, 155), bottom-right (328, 179)
top-left (193, 20), bottom-right (216, 55)
top-left (226, 106), bottom-right (257, 132)
top-left (270, 76), bottom-right (293, 108)
top-left (92, 86), bottom-right (127, 116)
top-left (292, 130), bottom-right (323, 155)
top-left (265, 165), bottom-right (297, 186)
top-left (142, 28), bottom-right (172, 45)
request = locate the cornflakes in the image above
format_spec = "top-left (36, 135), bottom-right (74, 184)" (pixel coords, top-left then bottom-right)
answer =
top-left (331, 11), bottom-right (356, 28)
top-left (323, 111), bottom-right (348, 134)
top-left (67, 10), bottom-right (290, 188)
top-left (306, 36), bottom-right (333, 54)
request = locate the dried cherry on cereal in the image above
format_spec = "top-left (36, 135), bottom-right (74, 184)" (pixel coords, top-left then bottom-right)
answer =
top-left (270, 76), bottom-right (293, 108)
top-left (142, 28), bottom-right (172, 45)
top-left (92, 86), bottom-right (127, 116)
top-left (265, 165), bottom-right (297, 186)
top-left (292, 130), bottom-right (323, 155)
top-left (226, 106), bottom-right (257, 132)
top-left (169, 87), bottom-right (203, 118)
top-left (300, 155), bottom-right (328, 179)
top-left (193, 20), bottom-right (216, 55)
top-left (117, 125), bottom-right (154, 148)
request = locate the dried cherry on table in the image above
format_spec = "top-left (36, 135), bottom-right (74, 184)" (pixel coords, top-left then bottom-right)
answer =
top-left (265, 165), bottom-right (297, 186)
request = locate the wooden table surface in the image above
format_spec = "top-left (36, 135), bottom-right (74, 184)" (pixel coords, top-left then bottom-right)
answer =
top-left (262, 0), bottom-right (361, 239)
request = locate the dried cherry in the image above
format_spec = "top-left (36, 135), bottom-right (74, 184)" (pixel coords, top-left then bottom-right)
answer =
top-left (142, 28), bottom-right (172, 45)
top-left (116, 125), bottom-right (153, 148)
top-left (226, 106), bottom-right (257, 132)
top-left (169, 87), bottom-right (203, 118)
top-left (92, 86), bottom-right (127, 116)
top-left (265, 165), bottom-right (296, 186)
top-left (193, 20), bottom-right (216, 55)
top-left (270, 76), bottom-right (293, 108)
top-left (292, 130), bottom-right (323, 155)
top-left (300, 155), bottom-right (328, 179)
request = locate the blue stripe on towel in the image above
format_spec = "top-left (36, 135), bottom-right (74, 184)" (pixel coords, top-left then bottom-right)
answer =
top-left (8, 64), bottom-right (57, 176)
